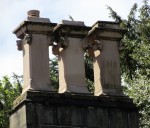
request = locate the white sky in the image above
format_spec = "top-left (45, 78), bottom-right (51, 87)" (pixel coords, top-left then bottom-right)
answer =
top-left (0, 0), bottom-right (147, 78)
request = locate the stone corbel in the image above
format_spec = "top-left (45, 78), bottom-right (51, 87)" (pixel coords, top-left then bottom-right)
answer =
top-left (82, 37), bottom-right (103, 57)
top-left (93, 39), bottom-right (103, 51)
top-left (24, 34), bottom-right (32, 44)
top-left (51, 34), bottom-right (69, 55)
top-left (59, 37), bottom-right (69, 48)
top-left (16, 40), bottom-right (23, 51)
top-left (16, 34), bottom-right (32, 51)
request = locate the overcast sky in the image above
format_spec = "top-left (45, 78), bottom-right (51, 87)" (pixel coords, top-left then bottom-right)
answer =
top-left (0, 0), bottom-right (147, 78)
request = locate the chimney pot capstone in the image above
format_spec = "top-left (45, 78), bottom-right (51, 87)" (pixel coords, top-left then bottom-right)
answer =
top-left (27, 10), bottom-right (40, 17)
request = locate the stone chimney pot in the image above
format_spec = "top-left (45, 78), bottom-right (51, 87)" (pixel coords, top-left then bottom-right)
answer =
top-left (27, 10), bottom-right (40, 17)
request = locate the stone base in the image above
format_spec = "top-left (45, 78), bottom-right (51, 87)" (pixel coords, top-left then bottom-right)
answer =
top-left (10, 91), bottom-right (139, 128)
top-left (102, 87), bottom-right (125, 96)
top-left (94, 86), bottom-right (124, 96)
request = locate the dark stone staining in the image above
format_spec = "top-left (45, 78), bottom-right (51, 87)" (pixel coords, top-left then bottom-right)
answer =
top-left (10, 91), bottom-right (139, 128)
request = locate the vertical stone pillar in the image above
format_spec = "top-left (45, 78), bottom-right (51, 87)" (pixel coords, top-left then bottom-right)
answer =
top-left (84, 21), bottom-right (125, 96)
top-left (13, 10), bottom-right (56, 93)
top-left (51, 20), bottom-right (90, 93)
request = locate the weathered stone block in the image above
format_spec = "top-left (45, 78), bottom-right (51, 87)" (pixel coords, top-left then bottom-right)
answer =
top-left (85, 21), bottom-right (126, 96)
top-left (51, 21), bottom-right (91, 94)
top-left (13, 11), bottom-right (56, 93)
top-left (10, 91), bottom-right (139, 128)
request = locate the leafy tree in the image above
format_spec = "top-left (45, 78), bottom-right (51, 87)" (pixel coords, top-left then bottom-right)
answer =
top-left (124, 75), bottom-right (150, 127)
top-left (84, 54), bottom-right (94, 93)
top-left (107, 0), bottom-right (150, 127)
top-left (107, 0), bottom-right (150, 80)
top-left (0, 74), bottom-right (22, 128)
top-left (50, 58), bottom-right (59, 89)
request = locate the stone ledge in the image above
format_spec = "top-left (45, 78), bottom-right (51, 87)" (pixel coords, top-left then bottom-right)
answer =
top-left (10, 90), bottom-right (139, 128)
top-left (12, 90), bottom-right (137, 112)
top-left (59, 20), bottom-right (85, 26)
top-left (13, 21), bottom-right (57, 39)
top-left (52, 22), bottom-right (91, 38)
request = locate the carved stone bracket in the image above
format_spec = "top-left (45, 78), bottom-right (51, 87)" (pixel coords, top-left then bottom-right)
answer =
top-left (16, 40), bottom-right (23, 51)
top-left (16, 34), bottom-right (32, 51)
top-left (83, 37), bottom-right (103, 51)
top-left (51, 34), bottom-right (69, 48)
top-left (93, 39), bottom-right (103, 51)
top-left (24, 34), bottom-right (32, 44)
top-left (59, 37), bottom-right (69, 48)
top-left (51, 34), bottom-right (69, 55)
top-left (82, 37), bottom-right (103, 57)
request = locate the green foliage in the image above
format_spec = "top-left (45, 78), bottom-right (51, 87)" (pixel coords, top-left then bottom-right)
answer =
top-left (124, 75), bottom-right (150, 128)
top-left (86, 78), bottom-right (94, 93)
top-left (85, 54), bottom-right (94, 82)
top-left (108, 0), bottom-right (150, 80)
top-left (50, 58), bottom-right (59, 89)
top-left (0, 74), bottom-right (22, 128)
top-left (108, 0), bottom-right (150, 127)
top-left (84, 54), bottom-right (94, 93)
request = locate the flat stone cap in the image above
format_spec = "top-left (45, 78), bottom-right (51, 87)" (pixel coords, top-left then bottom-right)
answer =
top-left (52, 20), bottom-right (90, 38)
top-left (59, 20), bottom-right (85, 26)
top-left (26, 17), bottom-right (50, 23)
top-left (92, 21), bottom-right (120, 29)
